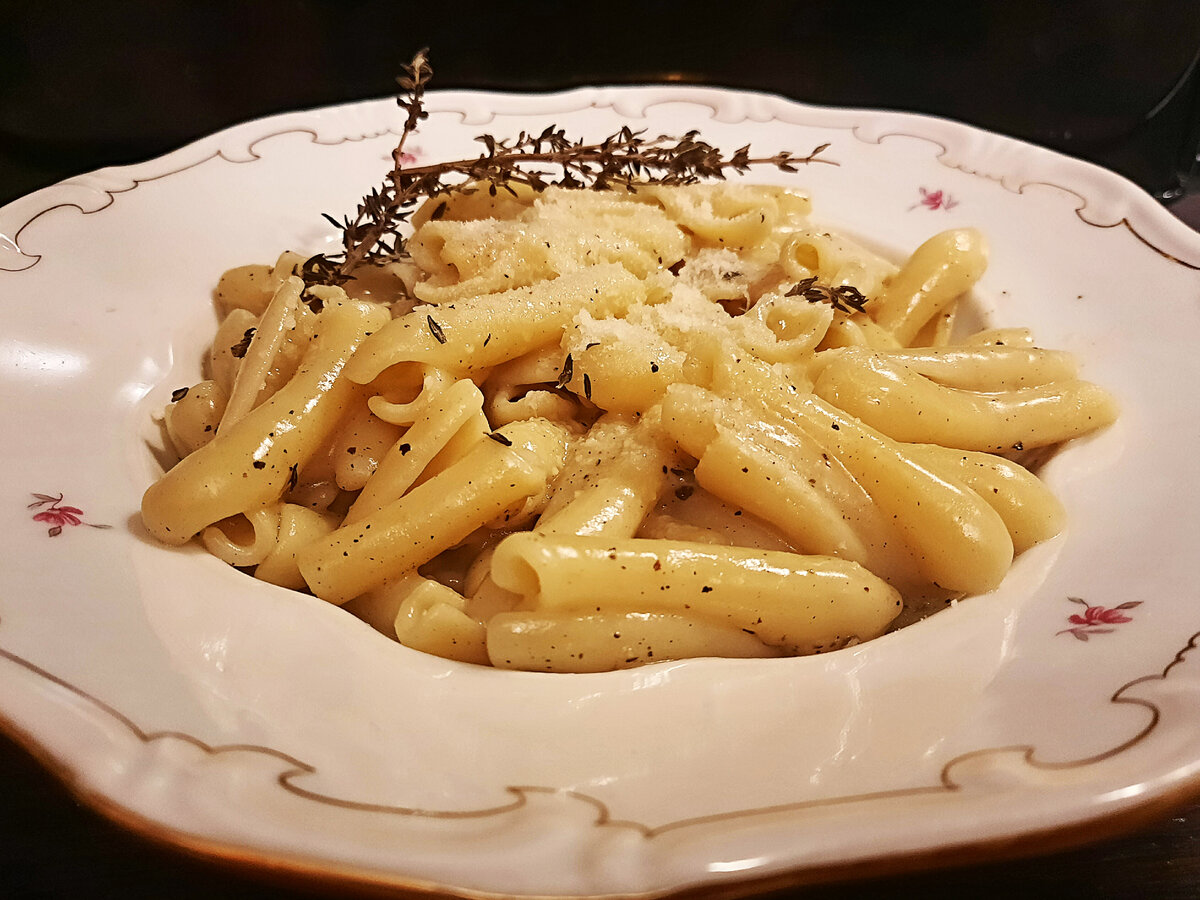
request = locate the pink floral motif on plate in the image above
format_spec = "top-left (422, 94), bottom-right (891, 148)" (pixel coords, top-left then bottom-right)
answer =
top-left (911, 187), bottom-right (958, 211)
top-left (27, 493), bottom-right (110, 537)
top-left (1057, 596), bottom-right (1141, 641)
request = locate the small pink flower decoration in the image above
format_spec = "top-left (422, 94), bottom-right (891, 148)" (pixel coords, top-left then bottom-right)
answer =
top-left (397, 148), bottom-right (420, 166)
top-left (910, 187), bottom-right (958, 212)
top-left (27, 493), bottom-right (110, 537)
top-left (1057, 596), bottom-right (1141, 641)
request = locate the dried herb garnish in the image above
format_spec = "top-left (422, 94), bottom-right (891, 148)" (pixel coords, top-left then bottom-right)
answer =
top-left (230, 327), bottom-right (256, 359)
top-left (170, 387), bottom-right (189, 402)
top-left (426, 314), bottom-right (447, 344)
top-left (555, 353), bottom-right (574, 389)
top-left (785, 276), bottom-right (870, 315)
top-left (303, 49), bottom-right (836, 285)
top-left (488, 431), bottom-right (513, 446)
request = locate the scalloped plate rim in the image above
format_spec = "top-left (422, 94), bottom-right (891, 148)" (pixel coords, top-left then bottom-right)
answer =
top-left (2, 84), bottom-right (1200, 898)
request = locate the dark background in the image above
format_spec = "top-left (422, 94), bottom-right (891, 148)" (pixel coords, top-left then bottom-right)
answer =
top-left (3, 1), bottom-right (1200, 897)
top-left (2, 0), bottom-right (1199, 205)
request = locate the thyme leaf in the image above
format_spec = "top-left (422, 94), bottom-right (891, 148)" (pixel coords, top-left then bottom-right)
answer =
top-left (230, 327), bottom-right (256, 359)
top-left (426, 314), bottom-right (447, 344)
top-left (784, 276), bottom-right (870, 315)
top-left (555, 353), bottom-right (574, 389)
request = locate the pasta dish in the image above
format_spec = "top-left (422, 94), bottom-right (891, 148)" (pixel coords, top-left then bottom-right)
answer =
top-left (139, 56), bottom-right (1114, 672)
top-left (140, 176), bottom-right (1116, 672)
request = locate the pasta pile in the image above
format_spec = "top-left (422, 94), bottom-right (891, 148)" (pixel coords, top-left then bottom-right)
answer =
top-left (142, 182), bottom-right (1117, 672)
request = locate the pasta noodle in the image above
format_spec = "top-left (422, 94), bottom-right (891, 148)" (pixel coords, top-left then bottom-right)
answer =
top-left (489, 532), bottom-right (902, 655)
top-left (143, 179), bottom-right (1116, 672)
top-left (143, 298), bottom-right (388, 544)
top-left (487, 610), bottom-right (784, 673)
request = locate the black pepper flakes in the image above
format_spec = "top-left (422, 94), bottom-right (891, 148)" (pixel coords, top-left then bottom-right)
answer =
top-left (170, 387), bottom-right (189, 402)
top-left (252, 460), bottom-right (266, 470)
top-left (488, 432), bottom-right (513, 446)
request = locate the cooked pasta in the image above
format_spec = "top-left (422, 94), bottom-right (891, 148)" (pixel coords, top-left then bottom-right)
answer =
top-left (142, 180), bottom-right (1117, 672)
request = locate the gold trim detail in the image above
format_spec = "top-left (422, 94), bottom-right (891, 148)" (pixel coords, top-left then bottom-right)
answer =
top-left (3, 629), bottom-right (1200, 898)
top-left (3, 91), bottom-right (1197, 274)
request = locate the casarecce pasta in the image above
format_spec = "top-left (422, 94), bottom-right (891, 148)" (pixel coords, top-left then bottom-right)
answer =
top-left (142, 182), bottom-right (1117, 672)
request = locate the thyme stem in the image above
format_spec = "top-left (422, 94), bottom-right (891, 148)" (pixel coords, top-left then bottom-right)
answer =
top-left (304, 51), bottom-right (838, 286)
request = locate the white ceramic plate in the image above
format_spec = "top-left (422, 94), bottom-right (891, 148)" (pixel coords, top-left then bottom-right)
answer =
top-left (3, 86), bottom-right (1200, 897)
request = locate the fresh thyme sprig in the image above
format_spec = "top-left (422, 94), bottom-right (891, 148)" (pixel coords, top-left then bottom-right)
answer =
top-left (303, 50), bottom-right (837, 286)
top-left (785, 276), bottom-right (870, 315)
